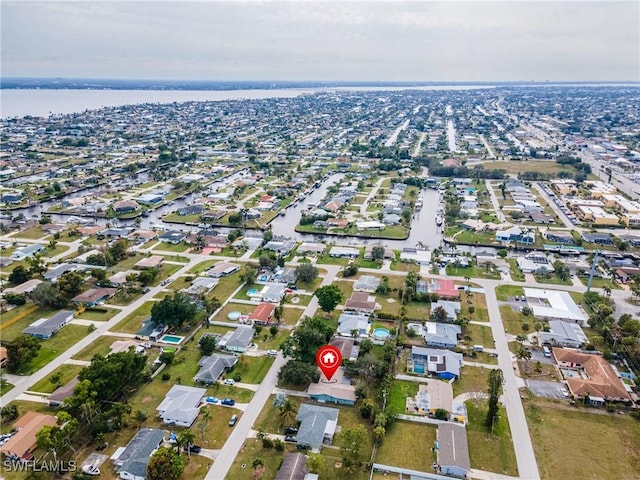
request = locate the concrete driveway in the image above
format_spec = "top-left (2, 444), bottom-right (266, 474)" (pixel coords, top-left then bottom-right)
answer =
top-left (526, 379), bottom-right (568, 399)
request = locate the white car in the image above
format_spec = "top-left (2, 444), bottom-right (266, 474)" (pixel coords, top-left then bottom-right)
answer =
top-left (560, 388), bottom-right (570, 398)
top-left (223, 378), bottom-right (235, 385)
top-left (267, 350), bottom-right (278, 357)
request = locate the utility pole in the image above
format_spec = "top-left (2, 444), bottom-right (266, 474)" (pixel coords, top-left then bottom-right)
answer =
top-left (586, 250), bottom-right (600, 293)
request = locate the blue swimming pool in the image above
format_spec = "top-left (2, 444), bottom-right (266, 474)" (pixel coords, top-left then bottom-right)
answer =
top-left (247, 288), bottom-right (259, 296)
top-left (160, 334), bottom-right (185, 345)
top-left (414, 364), bottom-right (425, 374)
top-left (373, 328), bottom-right (390, 340)
top-left (259, 275), bottom-right (269, 281)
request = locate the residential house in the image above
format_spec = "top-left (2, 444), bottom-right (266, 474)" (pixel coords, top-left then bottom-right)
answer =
top-left (409, 346), bottom-right (463, 380)
top-left (206, 261), bottom-right (240, 278)
top-left (329, 337), bottom-right (360, 363)
top-left (295, 404), bottom-right (339, 450)
top-left (249, 302), bottom-right (276, 325)
top-left (419, 322), bottom-right (461, 349)
top-left (344, 291), bottom-right (377, 314)
top-left (353, 275), bottom-right (380, 292)
top-left (337, 313), bottom-right (371, 338)
top-left (581, 232), bottom-right (614, 245)
top-left (308, 367), bottom-right (357, 405)
top-left (539, 320), bottom-right (587, 348)
top-left (261, 283), bottom-right (287, 303)
top-left (495, 226), bottom-right (534, 244)
top-left (428, 279), bottom-right (460, 299)
top-left (437, 423), bottom-right (471, 478)
top-left (363, 244), bottom-right (393, 260)
top-left (410, 380), bottom-right (466, 423)
top-left (158, 231), bottom-right (187, 244)
top-left (218, 326), bottom-right (254, 353)
top-left (23, 310), bottom-right (74, 339)
top-left (0, 346), bottom-right (7, 368)
top-left (177, 205), bottom-right (205, 216)
top-left (263, 240), bottom-right (297, 256)
top-left (43, 263), bottom-right (78, 282)
top-left (156, 385), bottom-right (206, 427)
top-left (2, 278), bottom-right (43, 296)
top-left (297, 242), bottom-right (326, 255)
top-left (524, 288), bottom-right (587, 325)
top-left (184, 277), bottom-right (218, 295)
top-left (275, 267), bottom-right (297, 285)
top-left (11, 244), bottom-right (45, 260)
top-left (134, 255), bottom-right (164, 269)
top-left (552, 348), bottom-right (631, 403)
top-left (112, 428), bottom-right (166, 480)
top-left (0, 412), bottom-right (57, 460)
top-left (113, 200), bottom-right (139, 214)
top-left (193, 353), bottom-right (238, 385)
top-left (71, 288), bottom-right (117, 306)
top-left (48, 378), bottom-right (80, 407)
top-left (275, 453), bottom-right (307, 480)
top-left (328, 246), bottom-right (359, 258)
top-left (430, 300), bottom-right (461, 322)
top-left (544, 231), bottom-right (575, 244)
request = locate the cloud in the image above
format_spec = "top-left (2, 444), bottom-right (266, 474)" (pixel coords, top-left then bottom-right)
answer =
top-left (1, 1), bottom-right (638, 81)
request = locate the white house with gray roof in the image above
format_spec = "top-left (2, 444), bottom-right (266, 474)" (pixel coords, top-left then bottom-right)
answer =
top-left (193, 353), bottom-right (238, 385)
top-left (23, 310), bottom-right (74, 339)
top-left (218, 325), bottom-right (254, 353)
top-left (156, 385), bottom-right (205, 427)
top-left (539, 320), bottom-right (587, 348)
top-left (11, 244), bottom-right (44, 260)
top-left (112, 428), bottom-right (165, 480)
top-left (295, 404), bottom-right (339, 450)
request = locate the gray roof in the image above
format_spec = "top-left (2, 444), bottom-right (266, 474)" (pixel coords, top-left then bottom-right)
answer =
top-left (43, 263), bottom-right (77, 281)
top-left (295, 404), bottom-right (339, 449)
top-left (411, 346), bottom-right (463, 378)
top-left (353, 275), bottom-right (380, 291)
top-left (337, 313), bottom-right (370, 336)
top-left (12, 244), bottom-right (44, 256)
top-left (117, 428), bottom-right (166, 478)
top-left (423, 322), bottom-right (461, 347)
top-left (194, 353), bottom-right (238, 384)
top-left (438, 423), bottom-right (470, 472)
top-left (156, 385), bottom-right (206, 425)
top-left (219, 325), bottom-right (254, 350)
top-left (540, 320), bottom-right (587, 346)
top-left (430, 300), bottom-right (461, 320)
top-left (23, 310), bottom-right (74, 338)
top-left (275, 453), bottom-right (307, 480)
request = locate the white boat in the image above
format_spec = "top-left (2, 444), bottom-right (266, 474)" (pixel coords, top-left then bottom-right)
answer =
top-left (436, 216), bottom-right (443, 226)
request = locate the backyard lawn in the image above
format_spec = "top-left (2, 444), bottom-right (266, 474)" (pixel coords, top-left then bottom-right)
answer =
top-left (452, 366), bottom-right (490, 397)
top-left (73, 335), bottom-right (133, 361)
top-left (375, 421), bottom-right (437, 472)
top-left (254, 394), bottom-right (305, 434)
top-left (76, 307), bottom-right (119, 322)
top-left (16, 325), bottom-right (88, 375)
top-left (387, 380), bottom-right (419, 413)
top-left (495, 285), bottom-right (525, 301)
top-left (525, 400), bottom-right (640, 480)
top-left (464, 323), bottom-right (494, 348)
top-left (225, 439), bottom-right (293, 480)
top-left (228, 355), bottom-right (274, 384)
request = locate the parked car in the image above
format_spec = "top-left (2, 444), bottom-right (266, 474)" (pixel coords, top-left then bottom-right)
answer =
top-left (221, 398), bottom-right (235, 406)
top-left (228, 414), bottom-right (238, 426)
top-left (223, 378), bottom-right (235, 385)
top-left (267, 350), bottom-right (278, 357)
top-left (183, 444), bottom-right (202, 454)
top-left (284, 435), bottom-right (297, 443)
top-left (284, 427), bottom-right (298, 435)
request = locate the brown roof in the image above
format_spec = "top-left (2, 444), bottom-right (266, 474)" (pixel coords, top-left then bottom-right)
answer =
top-left (0, 346), bottom-right (7, 365)
top-left (0, 412), bottom-right (57, 459)
top-left (552, 348), bottom-right (631, 401)
top-left (345, 291), bottom-right (377, 312)
top-left (275, 453), bottom-right (306, 480)
top-left (48, 378), bottom-right (80, 405)
top-left (134, 255), bottom-right (164, 268)
top-left (249, 303), bottom-right (276, 323)
top-left (71, 287), bottom-right (117, 303)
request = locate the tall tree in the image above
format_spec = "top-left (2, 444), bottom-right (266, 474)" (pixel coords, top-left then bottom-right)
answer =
top-left (58, 271), bottom-right (85, 297)
top-left (31, 281), bottom-right (68, 309)
top-left (295, 263), bottom-right (319, 284)
top-left (150, 292), bottom-right (197, 327)
top-left (147, 447), bottom-right (184, 480)
top-left (486, 369), bottom-right (504, 429)
top-left (315, 285), bottom-right (343, 314)
top-left (278, 398), bottom-right (298, 427)
top-left (5, 334), bottom-right (41, 373)
top-left (339, 425), bottom-right (368, 464)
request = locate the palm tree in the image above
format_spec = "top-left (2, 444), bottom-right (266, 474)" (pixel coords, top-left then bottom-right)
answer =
top-left (602, 285), bottom-right (611, 299)
top-left (178, 429), bottom-right (196, 457)
top-left (198, 409), bottom-right (211, 443)
top-left (278, 398), bottom-right (298, 427)
top-left (534, 323), bottom-right (542, 347)
top-left (515, 345), bottom-right (532, 374)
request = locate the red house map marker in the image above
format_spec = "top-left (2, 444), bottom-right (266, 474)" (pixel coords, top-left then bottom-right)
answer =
top-left (316, 345), bottom-right (342, 382)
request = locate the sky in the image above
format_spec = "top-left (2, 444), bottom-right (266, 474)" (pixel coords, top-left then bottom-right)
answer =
top-left (1, 1), bottom-right (639, 82)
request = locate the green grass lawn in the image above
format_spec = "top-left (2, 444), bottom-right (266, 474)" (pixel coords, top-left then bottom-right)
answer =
top-left (576, 275), bottom-right (620, 289)
top-left (389, 260), bottom-right (420, 272)
top-left (1, 381), bottom-right (14, 395)
top-left (316, 254), bottom-right (351, 266)
top-left (187, 260), bottom-right (218, 275)
top-left (387, 380), bottom-right (419, 413)
top-left (112, 301), bottom-right (154, 333)
top-left (464, 323), bottom-right (494, 348)
top-left (212, 303), bottom-right (255, 322)
top-left (253, 329), bottom-right (292, 351)
top-left (445, 264), bottom-right (501, 280)
top-left (255, 394), bottom-right (305, 434)
top-left (452, 366), bottom-right (490, 397)
top-left (333, 280), bottom-right (354, 301)
top-left (106, 289), bottom-right (144, 306)
top-left (495, 285), bottom-right (525, 301)
top-left (73, 335), bottom-right (132, 361)
top-left (0, 304), bottom-right (59, 341)
top-left (76, 307), bottom-right (119, 322)
top-left (507, 258), bottom-right (526, 281)
top-left (228, 355), bottom-right (274, 384)
top-left (29, 364), bottom-right (85, 393)
top-left (375, 421), bottom-right (437, 471)
top-left (285, 293), bottom-right (311, 307)
top-left (10, 226), bottom-right (50, 240)
top-left (16, 325), bottom-right (88, 375)
top-left (153, 241), bottom-right (190, 252)
top-left (499, 305), bottom-right (533, 335)
top-left (208, 272), bottom-right (243, 303)
top-left (525, 400), bottom-right (640, 480)
top-left (281, 307), bottom-right (303, 326)
top-left (404, 301), bottom-right (432, 321)
top-left (533, 274), bottom-right (572, 286)
top-left (225, 438), bottom-right (292, 480)
top-left (460, 291), bottom-right (490, 322)
top-left (465, 401), bottom-right (517, 476)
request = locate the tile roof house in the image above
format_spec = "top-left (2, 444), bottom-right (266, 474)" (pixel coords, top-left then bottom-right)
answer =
top-left (344, 291), bottom-right (378, 314)
top-left (552, 348), bottom-right (631, 403)
top-left (48, 378), bottom-right (80, 407)
top-left (113, 200), bottom-right (139, 213)
top-left (112, 428), bottom-right (166, 480)
top-left (206, 261), bottom-right (240, 277)
top-left (0, 412), bottom-right (57, 460)
top-left (193, 353), bottom-right (238, 385)
top-left (218, 325), bottom-right (254, 353)
top-left (156, 385), bottom-right (206, 427)
top-left (428, 279), bottom-right (460, 299)
top-left (2, 278), bottom-right (43, 295)
top-left (71, 287), bottom-right (117, 306)
top-left (23, 310), bottom-right (75, 339)
top-left (249, 302), bottom-right (276, 325)
top-left (409, 346), bottom-right (463, 380)
top-left (410, 380), bottom-right (466, 424)
top-left (295, 404), bottom-right (339, 450)
top-left (134, 255), bottom-right (164, 269)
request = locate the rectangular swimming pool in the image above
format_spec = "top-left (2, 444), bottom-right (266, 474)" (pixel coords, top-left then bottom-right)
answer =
top-left (160, 334), bottom-right (185, 345)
